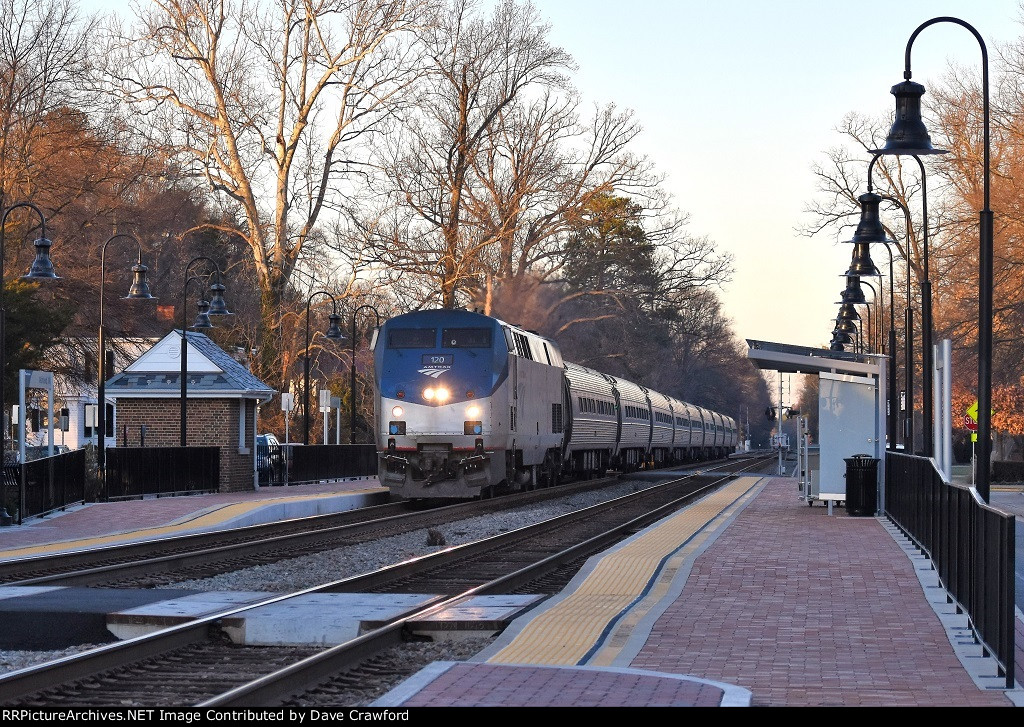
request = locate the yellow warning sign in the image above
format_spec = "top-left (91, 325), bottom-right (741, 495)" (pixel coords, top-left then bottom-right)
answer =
top-left (966, 400), bottom-right (993, 423)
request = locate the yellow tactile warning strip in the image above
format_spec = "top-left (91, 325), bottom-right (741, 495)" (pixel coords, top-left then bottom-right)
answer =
top-left (484, 476), bottom-right (765, 666)
top-left (0, 491), bottom-right (373, 560)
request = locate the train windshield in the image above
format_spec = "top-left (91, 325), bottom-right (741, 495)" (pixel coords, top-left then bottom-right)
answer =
top-left (442, 328), bottom-right (492, 348)
top-left (388, 328), bottom-right (436, 348)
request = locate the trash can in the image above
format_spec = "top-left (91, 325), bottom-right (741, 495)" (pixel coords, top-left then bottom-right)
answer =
top-left (844, 454), bottom-right (879, 516)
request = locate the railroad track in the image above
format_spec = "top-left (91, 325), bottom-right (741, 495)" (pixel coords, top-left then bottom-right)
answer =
top-left (0, 471), bottom-right (663, 588)
top-left (0, 455), bottom-right (775, 707)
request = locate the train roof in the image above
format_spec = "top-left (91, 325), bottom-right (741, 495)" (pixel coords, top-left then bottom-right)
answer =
top-left (386, 309), bottom-right (549, 340)
top-left (385, 310), bottom-right (735, 426)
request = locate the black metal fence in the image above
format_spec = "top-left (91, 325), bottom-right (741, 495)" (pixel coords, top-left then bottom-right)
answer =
top-left (258, 444), bottom-right (377, 486)
top-left (1, 449), bottom-right (88, 524)
top-left (105, 446), bottom-right (220, 499)
top-left (885, 452), bottom-right (1015, 688)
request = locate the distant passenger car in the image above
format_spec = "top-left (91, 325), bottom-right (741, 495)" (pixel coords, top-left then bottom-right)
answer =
top-left (256, 434), bottom-right (285, 484)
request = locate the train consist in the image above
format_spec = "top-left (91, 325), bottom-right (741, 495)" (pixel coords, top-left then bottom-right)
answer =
top-left (374, 309), bottom-right (739, 501)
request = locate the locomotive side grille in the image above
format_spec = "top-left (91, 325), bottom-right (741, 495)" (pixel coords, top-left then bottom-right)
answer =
top-left (552, 403), bottom-right (563, 433)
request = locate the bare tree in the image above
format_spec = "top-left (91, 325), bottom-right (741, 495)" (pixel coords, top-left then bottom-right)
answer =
top-left (97, 0), bottom-right (426, 379)
top-left (368, 0), bottom-right (574, 308)
top-left (0, 0), bottom-right (95, 209)
top-left (800, 112), bottom-right (941, 291)
top-left (466, 94), bottom-right (660, 308)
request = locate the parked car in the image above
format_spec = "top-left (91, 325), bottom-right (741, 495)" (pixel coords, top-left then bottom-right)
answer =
top-left (256, 434), bottom-right (285, 484)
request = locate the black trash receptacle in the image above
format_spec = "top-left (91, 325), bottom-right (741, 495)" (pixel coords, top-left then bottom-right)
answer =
top-left (844, 454), bottom-right (879, 516)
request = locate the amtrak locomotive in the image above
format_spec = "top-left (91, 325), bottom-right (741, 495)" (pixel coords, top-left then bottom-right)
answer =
top-left (375, 309), bottom-right (739, 501)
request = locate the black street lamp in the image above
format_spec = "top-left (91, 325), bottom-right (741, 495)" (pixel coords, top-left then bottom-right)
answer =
top-left (831, 311), bottom-right (857, 351)
top-left (303, 291), bottom-right (344, 446)
top-left (873, 193), bottom-right (916, 452)
top-left (349, 305), bottom-right (381, 444)
top-left (97, 234), bottom-right (156, 499)
top-left (858, 160), bottom-right (920, 453)
top-left (842, 197), bottom-right (884, 353)
top-left (833, 317), bottom-right (860, 350)
top-left (874, 242), bottom-right (899, 449)
top-left (0, 202), bottom-right (60, 522)
top-left (872, 35), bottom-right (949, 460)
top-left (840, 188), bottom-right (909, 447)
top-left (878, 17), bottom-right (992, 498)
top-left (179, 257), bottom-right (230, 447)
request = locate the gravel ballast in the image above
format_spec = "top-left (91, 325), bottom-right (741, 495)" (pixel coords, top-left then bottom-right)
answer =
top-left (0, 477), bottom-right (671, 682)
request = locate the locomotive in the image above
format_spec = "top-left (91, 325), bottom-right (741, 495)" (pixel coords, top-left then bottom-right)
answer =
top-left (374, 309), bottom-right (739, 501)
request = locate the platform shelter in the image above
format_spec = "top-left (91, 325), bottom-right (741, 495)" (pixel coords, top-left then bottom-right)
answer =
top-left (746, 340), bottom-right (888, 512)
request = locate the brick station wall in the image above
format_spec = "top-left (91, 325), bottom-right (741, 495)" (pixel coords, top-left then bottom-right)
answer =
top-left (114, 397), bottom-right (257, 493)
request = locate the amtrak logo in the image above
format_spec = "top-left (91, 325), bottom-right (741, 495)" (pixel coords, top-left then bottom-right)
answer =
top-left (418, 369), bottom-right (445, 378)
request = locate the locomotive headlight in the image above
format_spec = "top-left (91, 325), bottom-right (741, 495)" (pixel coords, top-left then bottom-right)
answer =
top-left (423, 386), bottom-right (450, 403)
top-left (391, 406), bottom-right (404, 418)
top-left (466, 404), bottom-right (481, 418)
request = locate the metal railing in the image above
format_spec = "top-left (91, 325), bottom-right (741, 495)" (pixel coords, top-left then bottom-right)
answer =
top-left (105, 446), bottom-right (220, 499)
top-left (1, 449), bottom-right (88, 524)
top-left (885, 452), bottom-right (1015, 688)
top-left (279, 444), bottom-right (377, 485)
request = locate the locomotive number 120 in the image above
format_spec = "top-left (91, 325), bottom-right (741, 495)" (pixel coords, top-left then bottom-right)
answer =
top-left (422, 354), bottom-right (454, 367)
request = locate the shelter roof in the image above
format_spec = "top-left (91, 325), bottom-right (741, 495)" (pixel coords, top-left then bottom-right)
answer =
top-left (105, 330), bottom-right (274, 401)
top-left (746, 339), bottom-right (884, 377)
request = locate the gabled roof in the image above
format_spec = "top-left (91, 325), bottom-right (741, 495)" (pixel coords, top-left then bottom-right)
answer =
top-left (105, 330), bottom-right (274, 401)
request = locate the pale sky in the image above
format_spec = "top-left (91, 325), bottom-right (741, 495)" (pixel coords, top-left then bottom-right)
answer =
top-left (81, 0), bottom-right (1024, 350)
top-left (533, 0), bottom-right (1024, 350)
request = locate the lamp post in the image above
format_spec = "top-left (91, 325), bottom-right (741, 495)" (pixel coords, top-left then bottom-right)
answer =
top-left (842, 199), bottom-right (884, 352)
top-left (861, 280), bottom-right (879, 353)
top-left (834, 317), bottom-right (860, 350)
top-left (835, 278), bottom-right (862, 352)
top-left (0, 202), bottom-right (59, 522)
top-left (349, 305), bottom-right (381, 444)
top-left (865, 184), bottom-right (918, 451)
top-left (878, 16), bottom-right (992, 498)
top-left (873, 24), bottom-right (957, 458)
top-left (303, 291), bottom-right (344, 446)
top-left (830, 327), bottom-right (854, 351)
top-left (876, 242), bottom-right (898, 449)
top-left (180, 257), bottom-right (230, 447)
top-left (96, 234), bottom-right (156, 499)
top-left (869, 154), bottom-right (934, 454)
top-left (875, 192), bottom-right (917, 452)
top-left (872, 15), bottom-right (991, 495)
top-left (835, 304), bottom-right (860, 351)
top-left (840, 187), bottom-right (912, 448)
